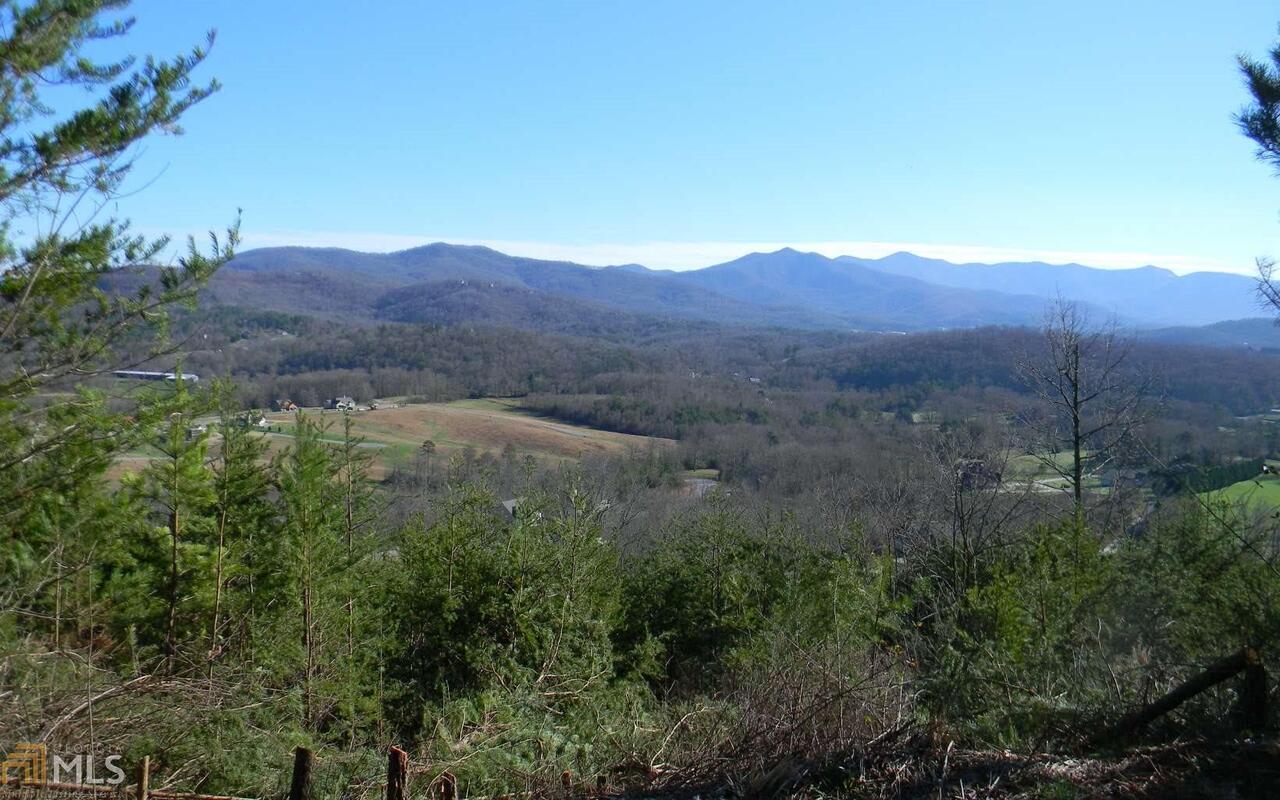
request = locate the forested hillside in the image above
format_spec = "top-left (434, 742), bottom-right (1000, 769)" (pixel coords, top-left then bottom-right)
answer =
top-left (847, 251), bottom-right (1262, 326)
top-left (208, 244), bottom-right (844, 329)
top-left (202, 240), bottom-right (1265, 334)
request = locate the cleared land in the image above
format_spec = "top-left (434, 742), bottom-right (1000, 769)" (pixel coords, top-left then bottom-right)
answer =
top-left (1203, 473), bottom-right (1280, 511)
top-left (111, 398), bottom-right (672, 481)
top-left (264, 398), bottom-right (670, 469)
top-left (1006, 450), bottom-right (1102, 492)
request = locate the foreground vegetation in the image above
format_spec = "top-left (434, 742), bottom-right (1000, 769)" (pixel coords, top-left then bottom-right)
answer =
top-left (7, 429), bottom-right (1280, 796)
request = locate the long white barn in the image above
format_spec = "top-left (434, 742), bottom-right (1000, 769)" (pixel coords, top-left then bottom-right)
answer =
top-left (112, 370), bottom-right (200, 383)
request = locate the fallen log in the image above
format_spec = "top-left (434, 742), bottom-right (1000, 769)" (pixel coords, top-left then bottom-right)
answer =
top-left (1092, 648), bottom-right (1263, 745)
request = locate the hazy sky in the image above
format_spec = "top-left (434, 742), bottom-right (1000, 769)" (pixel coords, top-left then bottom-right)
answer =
top-left (105, 1), bottom-right (1280, 273)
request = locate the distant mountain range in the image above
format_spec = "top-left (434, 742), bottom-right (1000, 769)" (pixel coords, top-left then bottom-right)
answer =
top-left (214, 244), bottom-right (843, 331)
top-left (1139, 317), bottom-right (1280, 350)
top-left (842, 252), bottom-right (1265, 327)
top-left (203, 242), bottom-right (1275, 345)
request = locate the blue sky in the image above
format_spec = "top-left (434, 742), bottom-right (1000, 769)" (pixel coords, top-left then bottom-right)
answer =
top-left (105, 1), bottom-right (1280, 273)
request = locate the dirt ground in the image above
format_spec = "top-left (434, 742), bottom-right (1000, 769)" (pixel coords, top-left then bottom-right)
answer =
top-left (110, 398), bottom-right (672, 481)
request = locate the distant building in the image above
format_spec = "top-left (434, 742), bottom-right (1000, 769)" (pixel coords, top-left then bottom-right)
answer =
top-left (680, 477), bottom-right (719, 498)
top-left (271, 399), bottom-right (298, 412)
top-left (238, 413), bottom-right (270, 430)
top-left (113, 370), bottom-right (199, 383)
top-left (956, 459), bottom-right (1002, 491)
top-left (326, 396), bottom-right (356, 411)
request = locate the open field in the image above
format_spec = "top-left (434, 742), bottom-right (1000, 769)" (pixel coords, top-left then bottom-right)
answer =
top-left (1203, 473), bottom-right (1280, 512)
top-left (110, 398), bottom-right (673, 481)
top-left (1006, 450), bottom-right (1092, 479)
top-left (262, 398), bottom-right (671, 474)
top-left (1006, 450), bottom-right (1103, 492)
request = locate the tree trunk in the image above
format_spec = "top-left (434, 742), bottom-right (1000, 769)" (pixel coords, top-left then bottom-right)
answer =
top-left (302, 560), bottom-right (313, 727)
top-left (210, 502), bottom-right (228, 673)
top-left (1070, 341), bottom-right (1084, 519)
top-left (136, 756), bottom-right (149, 800)
top-left (1238, 647), bottom-right (1269, 731)
top-left (385, 747), bottom-right (408, 800)
top-left (165, 498), bottom-right (179, 674)
top-left (288, 748), bottom-right (313, 800)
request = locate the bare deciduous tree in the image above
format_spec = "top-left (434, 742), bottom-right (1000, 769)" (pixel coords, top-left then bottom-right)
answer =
top-left (924, 424), bottom-right (1033, 593)
top-left (1017, 300), bottom-right (1152, 522)
top-left (1257, 257), bottom-right (1280, 315)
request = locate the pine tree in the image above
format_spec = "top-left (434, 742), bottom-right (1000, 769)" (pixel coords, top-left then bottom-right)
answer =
top-left (275, 412), bottom-right (343, 729)
top-left (0, 1), bottom-right (235, 534)
top-left (128, 378), bottom-right (216, 673)
top-left (1239, 34), bottom-right (1280, 312)
top-left (334, 410), bottom-right (382, 742)
top-left (208, 386), bottom-right (272, 666)
top-left (0, 0), bottom-right (234, 640)
top-left (338, 412), bottom-right (375, 657)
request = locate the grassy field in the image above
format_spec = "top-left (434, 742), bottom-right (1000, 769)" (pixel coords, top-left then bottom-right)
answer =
top-left (270, 398), bottom-right (670, 475)
top-left (1203, 473), bottom-right (1280, 511)
top-left (1006, 450), bottom-right (1102, 491)
top-left (1007, 450), bottom-right (1086, 478)
top-left (111, 398), bottom-right (672, 481)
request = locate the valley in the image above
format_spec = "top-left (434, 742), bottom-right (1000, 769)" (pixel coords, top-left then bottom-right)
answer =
top-left (9, 5), bottom-right (1280, 797)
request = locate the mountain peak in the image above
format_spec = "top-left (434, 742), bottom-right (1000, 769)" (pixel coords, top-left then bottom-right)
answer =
top-left (392, 241), bottom-right (502, 258)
